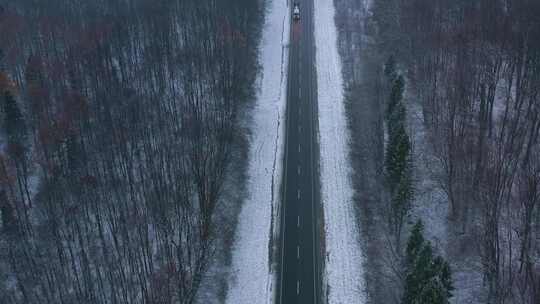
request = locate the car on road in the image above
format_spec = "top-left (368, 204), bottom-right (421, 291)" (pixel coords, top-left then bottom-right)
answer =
top-left (293, 3), bottom-right (300, 21)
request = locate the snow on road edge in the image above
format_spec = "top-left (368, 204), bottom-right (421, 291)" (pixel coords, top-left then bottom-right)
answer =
top-left (314, 0), bottom-right (367, 303)
top-left (225, 0), bottom-right (290, 303)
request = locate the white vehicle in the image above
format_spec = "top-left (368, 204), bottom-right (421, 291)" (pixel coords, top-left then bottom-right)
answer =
top-left (293, 3), bottom-right (300, 21)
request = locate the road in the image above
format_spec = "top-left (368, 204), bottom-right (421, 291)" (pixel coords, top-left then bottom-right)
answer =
top-left (277, 0), bottom-right (320, 303)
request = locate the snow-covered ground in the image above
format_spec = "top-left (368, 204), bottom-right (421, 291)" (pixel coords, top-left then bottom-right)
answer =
top-left (314, 0), bottom-right (367, 303)
top-left (225, 0), bottom-right (290, 303)
top-left (406, 90), bottom-right (485, 304)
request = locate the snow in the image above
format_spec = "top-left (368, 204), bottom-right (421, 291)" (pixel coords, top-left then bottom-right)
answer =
top-left (314, 0), bottom-right (366, 303)
top-left (224, 0), bottom-right (290, 303)
top-left (406, 88), bottom-right (484, 304)
top-left (407, 99), bottom-right (449, 249)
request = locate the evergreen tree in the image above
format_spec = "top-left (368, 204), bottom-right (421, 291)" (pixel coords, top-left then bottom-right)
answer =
top-left (0, 190), bottom-right (18, 234)
top-left (403, 220), bottom-right (454, 304)
top-left (3, 91), bottom-right (26, 147)
top-left (405, 221), bottom-right (425, 267)
top-left (392, 162), bottom-right (413, 246)
top-left (385, 123), bottom-right (411, 192)
top-left (385, 120), bottom-right (413, 245)
top-left (66, 132), bottom-right (82, 175)
top-left (386, 102), bottom-right (408, 188)
top-left (0, 48), bottom-right (4, 72)
top-left (388, 101), bottom-right (406, 135)
top-left (384, 55), bottom-right (398, 82)
top-left (386, 74), bottom-right (405, 120)
top-left (384, 64), bottom-right (412, 246)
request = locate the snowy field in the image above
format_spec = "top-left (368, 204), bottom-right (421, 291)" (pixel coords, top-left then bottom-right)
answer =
top-left (225, 0), bottom-right (290, 303)
top-left (314, 0), bottom-right (367, 303)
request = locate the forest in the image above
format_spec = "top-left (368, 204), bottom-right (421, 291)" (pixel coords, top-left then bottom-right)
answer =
top-left (336, 0), bottom-right (540, 303)
top-left (2, 0), bottom-right (539, 303)
top-left (338, 0), bottom-right (540, 303)
top-left (386, 1), bottom-right (540, 302)
top-left (0, 0), bottom-right (263, 303)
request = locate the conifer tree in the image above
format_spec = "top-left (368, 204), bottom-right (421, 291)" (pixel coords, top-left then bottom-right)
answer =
top-left (384, 55), bottom-right (397, 82)
top-left (386, 74), bottom-right (405, 120)
top-left (66, 133), bottom-right (82, 175)
top-left (403, 220), bottom-right (454, 304)
top-left (385, 119), bottom-right (412, 240)
top-left (384, 59), bottom-right (412, 247)
top-left (0, 49), bottom-right (4, 72)
top-left (3, 91), bottom-right (26, 148)
top-left (405, 221), bottom-right (425, 267)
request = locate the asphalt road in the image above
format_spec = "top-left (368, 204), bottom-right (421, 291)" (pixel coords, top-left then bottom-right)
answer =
top-left (277, 0), bottom-right (319, 303)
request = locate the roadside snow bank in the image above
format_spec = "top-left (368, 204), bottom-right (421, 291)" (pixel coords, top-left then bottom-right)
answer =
top-left (314, 0), bottom-right (367, 303)
top-left (225, 0), bottom-right (289, 303)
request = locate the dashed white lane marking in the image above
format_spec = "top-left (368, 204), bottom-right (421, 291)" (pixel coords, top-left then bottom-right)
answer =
top-left (299, 87), bottom-right (302, 98)
top-left (297, 216), bottom-right (300, 227)
top-left (297, 189), bottom-right (301, 200)
top-left (298, 165), bottom-right (301, 175)
top-left (297, 245), bottom-right (300, 259)
top-left (297, 281), bottom-right (300, 295)
top-left (298, 144), bottom-right (301, 153)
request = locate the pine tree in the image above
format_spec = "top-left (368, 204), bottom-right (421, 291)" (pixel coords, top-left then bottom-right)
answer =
top-left (384, 67), bottom-right (412, 246)
top-left (403, 220), bottom-right (454, 304)
top-left (392, 163), bottom-right (413, 247)
top-left (66, 132), bottom-right (83, 176)
top-left (386, 74), bottom-right (405, 120)
top-left (0, 48), bottom-right (4, 72)
top-left (0, 190), bottom-right (17, 234)
top-left (384, 55), bottom-right (398, 82)
top-left (388, 101), bottom-right (406, 135)
top-left (385, 122), bottom-right (411, 196)
top-left (405, 221), bottom-right (425, 267)
top-left (385, 120), bottom-right (413, 246)
top-left (3, 91), bottom-right (26, 147)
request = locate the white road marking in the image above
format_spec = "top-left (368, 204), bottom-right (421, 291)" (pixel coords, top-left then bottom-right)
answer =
top-left (298, 165), bottom-right (301, 175)
top-left (297, 245), bottom-right (300, 259)
top-left (297, 281), bottom-right (300, 295)
top-left (298, 144), bottom-right (301, 153)
top-left (297, 189), bottom-right (301, 200)
top-left (299, 87), bottom-right (302, 98)
top-left (297, 216), bottom-right (300, 227)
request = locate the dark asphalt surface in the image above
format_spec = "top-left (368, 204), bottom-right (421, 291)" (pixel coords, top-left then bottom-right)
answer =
top-left (277, 0), bottom-right (319, 303)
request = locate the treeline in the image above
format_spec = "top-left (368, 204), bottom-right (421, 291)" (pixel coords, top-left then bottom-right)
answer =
top-left (383, 57), bottom-right (412, 252)
top-left (0, 0), bottom-right (263, 303)
top-left (383, 57), bottom-right (453, 303)
top-left (373, 0), bottom-right (540, 303)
